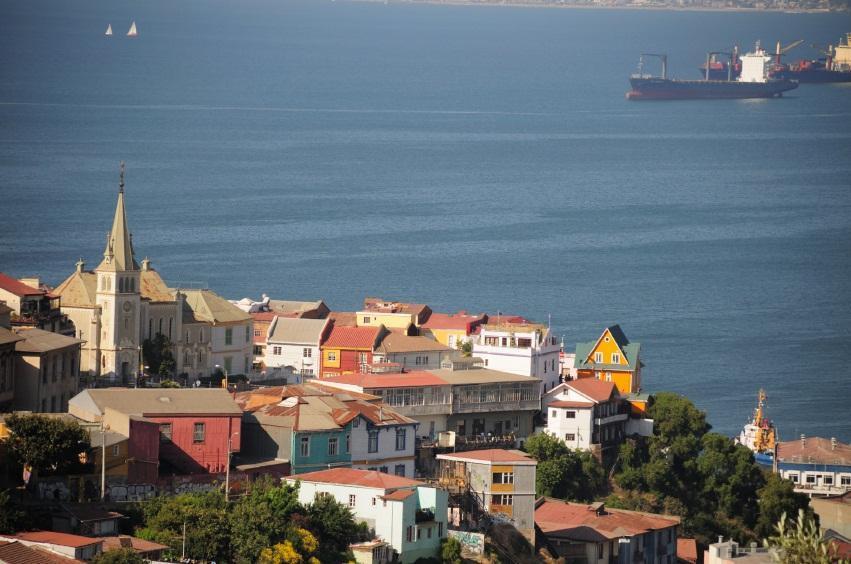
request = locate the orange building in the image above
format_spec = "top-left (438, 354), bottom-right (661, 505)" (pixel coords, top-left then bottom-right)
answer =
top-left (574, 325), bottom-right (646, 414)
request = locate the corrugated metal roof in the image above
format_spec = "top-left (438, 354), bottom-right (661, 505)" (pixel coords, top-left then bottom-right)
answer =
top-left (13, 328), bottom-right (83, 353)
top-left (71, 388), bottom-right (242, 417)
top-left (0, 273), bottom-right (44, 297)
top-left (181, 289), bottom-right (250, 325)
top-left (268, 317), bottom-right (330, 346)
top-left (535, 499), bottom-right (679, 540)
top-left (322, 324), bottom-right (384, 350)
top-left (289, 468), bottom-right (424, 490)
top-left (375, 333), bottom-right (451, 354)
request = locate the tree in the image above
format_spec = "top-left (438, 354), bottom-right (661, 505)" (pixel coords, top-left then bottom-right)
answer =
top-left (458, 340), bottom-right (473, 357)
top-left (258, 528), bottom-right (320, 564)
top-left (697, 433), bottom-right (765, 529)
top-left (524, 433), bottom-right (606, 501)
top-left (142, 333), bottom-right (175, 377)
top-left (755, 473), bottom-right (813, 540)
top-left (764, 510), bottom-right (847, 564)
top-left (92, 548), bottom-right (145, 564)
top-left (305, 495), bottom-right (370, 563)
top-left (4, 413), bottom-right (90, 478)
top-left (441, 536), bottom-right (463, 564)
top-left (0, 490), bottom-right (25, 533)
top-left (229, 478), bottom-right (303, 564)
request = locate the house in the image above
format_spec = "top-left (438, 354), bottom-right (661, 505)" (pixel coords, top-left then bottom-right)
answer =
top-left (575, 325), bottom-right (643, 400)
top-left (12, 328), bottom-right (82, 413)
top-left (543, 378), bottom-right (645, 460)
top-left (420, 311), bottom-right (488, 350)
top-left (373, 332), bottom-right (455, 371)
top-left (1, 531), bottom-right (103, 560)
top-left (69, 388), bottom-right (241, 474)
top-left (265, 317), bottom-right (332, 381)
top-left (0, 539), bottom-right (86, 564)
top-left (472, 321), bottom-right (561, 393)
top-left (320, 363), bottom-right (541, 444)
top-left (237, 384), bottom-right (417, 476)
top-left (773, 436), bottom-right (851, 496)
top-left (811, 491), bottom-right (851, 539)
top-left (360, 298), bottom-right (432, 330)
top-left (0, 324), bottom-right (23, 411)
top-left (320, 323), bottom-right (388, 377)
top-left (52, 505), bottom-right (124, 536)
top-left (0, 273), bottom-right (73, 335)
top-left (436, 449), bottom-right (538, 545)
top-left (285, 468), bottom-right (448, 563)
top-left (249, 311), bottom-right (277, 371)
top-left (535, 499), bottom-right (679, 563)
top-left (181, 289), bottom-right (253, 377)
top-left (101, 536), bottom-right (169, 560)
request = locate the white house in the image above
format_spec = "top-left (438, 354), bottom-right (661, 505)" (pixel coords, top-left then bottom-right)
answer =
top-left (286, 468), bottom-right (448, 563)
top-left (472, 322), bottom-right (561, 392)
top-left (181, 289), bottom-right (253, 376)
top-left (264, 317), bottom-right (331, 381)
top-left (542, 378), bottom-right (630, 457)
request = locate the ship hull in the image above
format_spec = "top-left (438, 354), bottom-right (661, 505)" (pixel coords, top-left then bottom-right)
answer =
top-left (771, 69), bottom-right (851, 83)
top-left (627, 77), bottom-right (798, 100)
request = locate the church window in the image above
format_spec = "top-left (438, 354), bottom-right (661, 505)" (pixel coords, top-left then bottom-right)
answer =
top-left (119, 278), bottom-right (124, 293)
top-left (158, 319), bottom-right (163, 335)
top-left (245, 325), bottom-right (250, 343)
top-left (107, 277), bottom-right (111, 291)
top-left (225, 328), bottom-right (233, 346)
top-left (168, 318), bottom-right (173, 339)
top-left (129, 278), bottom-right (135, 292)
top-left (186, 330), bottom-right (190, 343)
top-left (148, 319), bottom-right (153, 338)
top-left (124, 318), bottom-right (129, 330)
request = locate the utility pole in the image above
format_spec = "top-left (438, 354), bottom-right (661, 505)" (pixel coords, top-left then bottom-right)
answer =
top-left (224, 436), bottom-right (231, 498)
top-left (100, 422), bottom-right (110, 501)
top-left (181, 520), bottom-right (186, 560)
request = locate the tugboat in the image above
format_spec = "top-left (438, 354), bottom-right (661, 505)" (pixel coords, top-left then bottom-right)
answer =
top-left (627, 42), bottom-right (798, 100)
top-left (735, 389), bottom-right (777, 466)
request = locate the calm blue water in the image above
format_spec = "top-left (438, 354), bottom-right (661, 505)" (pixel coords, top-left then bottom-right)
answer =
top-left (1, 0), bottom-right (850, 440)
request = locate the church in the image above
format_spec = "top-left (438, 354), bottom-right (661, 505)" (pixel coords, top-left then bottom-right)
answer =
top-left (54, 165), bottom-right (252, 384)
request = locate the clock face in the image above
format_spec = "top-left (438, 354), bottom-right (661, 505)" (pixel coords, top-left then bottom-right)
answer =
top-left (123, 301), bottom-right (133, 313)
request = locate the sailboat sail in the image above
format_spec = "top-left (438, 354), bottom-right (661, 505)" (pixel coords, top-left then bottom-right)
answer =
top-left (127, 21), bottom-right (138, 37)
top-left (105, 24), bottom-right (113, 36)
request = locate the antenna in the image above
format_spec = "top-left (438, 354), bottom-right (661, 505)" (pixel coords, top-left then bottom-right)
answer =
top-left (119, 161), bottom-right (125, 193)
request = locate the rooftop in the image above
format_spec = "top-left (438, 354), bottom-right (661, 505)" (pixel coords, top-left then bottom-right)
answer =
top-left (0, 273), bottom-right (45, 297)
top-left (70, 388), bottom-right (242, 418)
top-left (535, 499), bottom-right (679, 541)
top-left (13, 328), bottom-right (83, 353)
top-left (429, 367), bottom-right (541, 386)
top-left (267, 317), bottom-right (330, 346)
top-left (0, 540), bottom-right (85, 564)
top-left (436, 449), bottom-right (537, 465)
top-left (13, 531), bottom-right (102, 548)
top-left (321, 371), bottom-right (449, 390)
top-left (289, 468), bottom-right (424, 490)
top-left (101, 535), bottom-right (169, 554)
top-left (567, 378), bottom-right (618, 403)
top-left (0, 328), bottom-right (24, 347)
top-left (322, 324), bottom-right (385, 350)
top-left (421, 311), bottom-right (487, 331)
top-left (375, 332), bottom-right (452, 354)
top-left (776, 436), bottom-right (851, 465)
top-left (180, 289), bottom-right (250, 325)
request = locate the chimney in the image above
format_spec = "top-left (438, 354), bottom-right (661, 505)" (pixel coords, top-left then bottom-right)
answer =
top-left (801, 434), bottom-right (806, 448)
top-left (831, 437), bottom-right (837, 451)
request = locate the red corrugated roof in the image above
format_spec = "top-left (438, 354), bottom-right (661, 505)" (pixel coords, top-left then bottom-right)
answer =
top-left (0, 541), bottom-right (85, 564)
top-left (535, 499), bottom-right (679, 539)
top-left (382, 489), bottom-right (416, 501)
top-left (15, 531), bottom-right (102, 548)
top-left (322, 324), bottom-right (382, 350)
top-left (567, 378), bottom-right (617, 403)
top-left (290, 468), bottom-right (424, 489)
top-left (0, 273), bottom-right (45, 297)
top-left (438, 449), bottom-right (536, 464)
top-left (322, 371), bottom-right (448, 389)
top-left (676, 538), bottom-right (698, 563)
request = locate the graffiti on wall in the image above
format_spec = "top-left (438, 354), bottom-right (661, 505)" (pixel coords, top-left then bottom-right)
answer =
top-left (448, 530), bottom-right (485, 555)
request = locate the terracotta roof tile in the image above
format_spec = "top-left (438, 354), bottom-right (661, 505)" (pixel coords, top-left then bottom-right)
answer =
top-left (567, 378), bottom-right (617, 403)
top-left (322, 324), bottom-right (384, 350)
top-left (677, 538), bottom-right (698, 563)
top-left (382, 489), bottom-right (416, 501)
top-left (535, 499), bottom-right (679, 540)
top-left (776, 437), bottom-right (851, 465)
top-left (102, 535), bottom-right (169, 554)
top-left (14, 531), bottom-right (102, 548)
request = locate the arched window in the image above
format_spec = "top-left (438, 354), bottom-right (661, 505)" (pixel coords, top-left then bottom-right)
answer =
top-left (168, 318), bottom-right (173, 339)
top-left (119, 278), bottom-right (125, 293)
top-left (148, 319), bottom-right (153, 338)
top-left (158, 318), bottom-right (163, 335)
top-left (106, 277), bottom-right (111, 291)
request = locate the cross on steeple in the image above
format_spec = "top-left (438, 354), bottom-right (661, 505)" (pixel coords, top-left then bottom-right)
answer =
top-left (119, 161), bottom-right (125, 193)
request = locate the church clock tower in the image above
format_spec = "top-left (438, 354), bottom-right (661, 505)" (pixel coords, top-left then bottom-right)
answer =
top-left (95, 162), bottom-right (141, 383)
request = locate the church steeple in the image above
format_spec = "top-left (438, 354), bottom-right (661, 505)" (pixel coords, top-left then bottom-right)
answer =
top-left (97, 162), bottom-right (139, 272)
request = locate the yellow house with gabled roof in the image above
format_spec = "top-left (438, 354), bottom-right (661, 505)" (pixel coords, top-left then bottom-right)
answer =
top-left (575, 325), bottom-right (642, 398)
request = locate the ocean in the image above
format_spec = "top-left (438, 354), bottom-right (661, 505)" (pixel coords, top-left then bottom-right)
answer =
top-left (1, 0), bottom-right (850, 440)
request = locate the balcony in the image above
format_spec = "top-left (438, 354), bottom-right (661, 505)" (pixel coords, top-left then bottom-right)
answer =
top-left (594, 413), bottom-right (629, 426)
top-left (415, 508), bottom-right (435, 523)
top-left (452, 399), bottom-right (539, 414)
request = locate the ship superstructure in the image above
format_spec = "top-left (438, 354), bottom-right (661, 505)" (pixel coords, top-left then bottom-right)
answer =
top-left (735, 389), bottom-right (777, 466)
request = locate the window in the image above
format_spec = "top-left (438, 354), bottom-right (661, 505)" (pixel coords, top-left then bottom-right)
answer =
top-left (272, 346), bottom-right (281, 355)
top-left (112, 444), bottom-right (120, 456)
top-left (327, 351), bottom-right (337, 361)
top-left (245, 325), bottom-right (250, 343)
top-left (199, 328), bottom-right (204, 342)
top-left (407, 526), bottom-right (413, 542)
top-left (611, 353), bottom-right (620, 364)
top-left (160, 423), bottom-right (173, 442)
top-left (372, 497), bottom-right (377, 506)
top-left (824, 475), bottom-right (834, 485)
top-left (550, 410), bottom-right (557, 418)
top-left (186, 330), bottom-right (191, 343)
top-left (50, 396), bottom-right (56, 412)
top-left (565, 410), bottom-right (576, 419)
top-left (788, 473), bottom-right (799, 483)
top-left (438, 522), bottom-right (443, 538)
top-left (41, 399), bottom-right (46, 411)
top-left (594, 352), bottom-right (603, 363)
top-left (597, 543), bottom-right (604, 559)
top-left (605, 372), bottom-right (612, 382)
top-left (346, 433), bottom-right (350, 453)
top-left (544, 362), bottom-right (547, 373)
top-left (493, 472), bottom-right (514, 484)
top-left (380, 466), bottom-right (388, 474)
top-left (363, 316), bottom-right (370, 324)
top-left (225, 328), bottom-right (233, 346)
top-left (349, 494), bottom-right (356, 508)
top-left (368, 430), bottom-right (379, 453)
top-left (396, 428), bottom-right (407, 451)
top-left (303, 348), bottom-right (312, 358)
top-left (492, 494), bottom-right (513, 506)
top-left (395, 464), bottom-right (406, 477)
top-left (352, 417), bottom-right (360, 428)
top-left (841, 476), bottom-right (851, 486)
top-left (300, 437), bottom-right (310, 457)
top-left (428, 527), bottom-right (433, 539)
top-left (328, 437), bottom-right (339, 456)
top-left (193, 423), bottom-right (205, 443)
top-left (417, 527), bottom-right (422, 541)
top-left (565, 433), bottom-right (576, 441)
top-left (168, 318), bottom-right (173, 339)
top-left (806, 475), bottom-right (816, 484)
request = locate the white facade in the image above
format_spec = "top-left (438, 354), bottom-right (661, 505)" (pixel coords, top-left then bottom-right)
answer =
top-left (264, 317), bottom-right (330, 379)
top-left (210, 323), bottom-right (253, 375)
top-left (545, 402), bottom-right (594, 451)
top-left (473, 325), bottom-right (561, 392)
top-left (286, 476), bottom-right (447, 563)
top-left (349, 416), bottom-right (417, 478)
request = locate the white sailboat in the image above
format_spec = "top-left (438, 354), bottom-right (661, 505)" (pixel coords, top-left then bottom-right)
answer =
top-left (127, 21), bottom-right (138, 37)
top-left (105, 24), bottom-right (113, 36)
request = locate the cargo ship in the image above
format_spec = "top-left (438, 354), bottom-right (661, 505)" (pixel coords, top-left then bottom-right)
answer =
top-left (770, 33), bottom-right (851, 83)
top-left (627, 42), bottom-right (798, 100)
top-left (734, 389), bottom-right (777, 466)
top-left (698, 46), bottom-right (741, 81)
